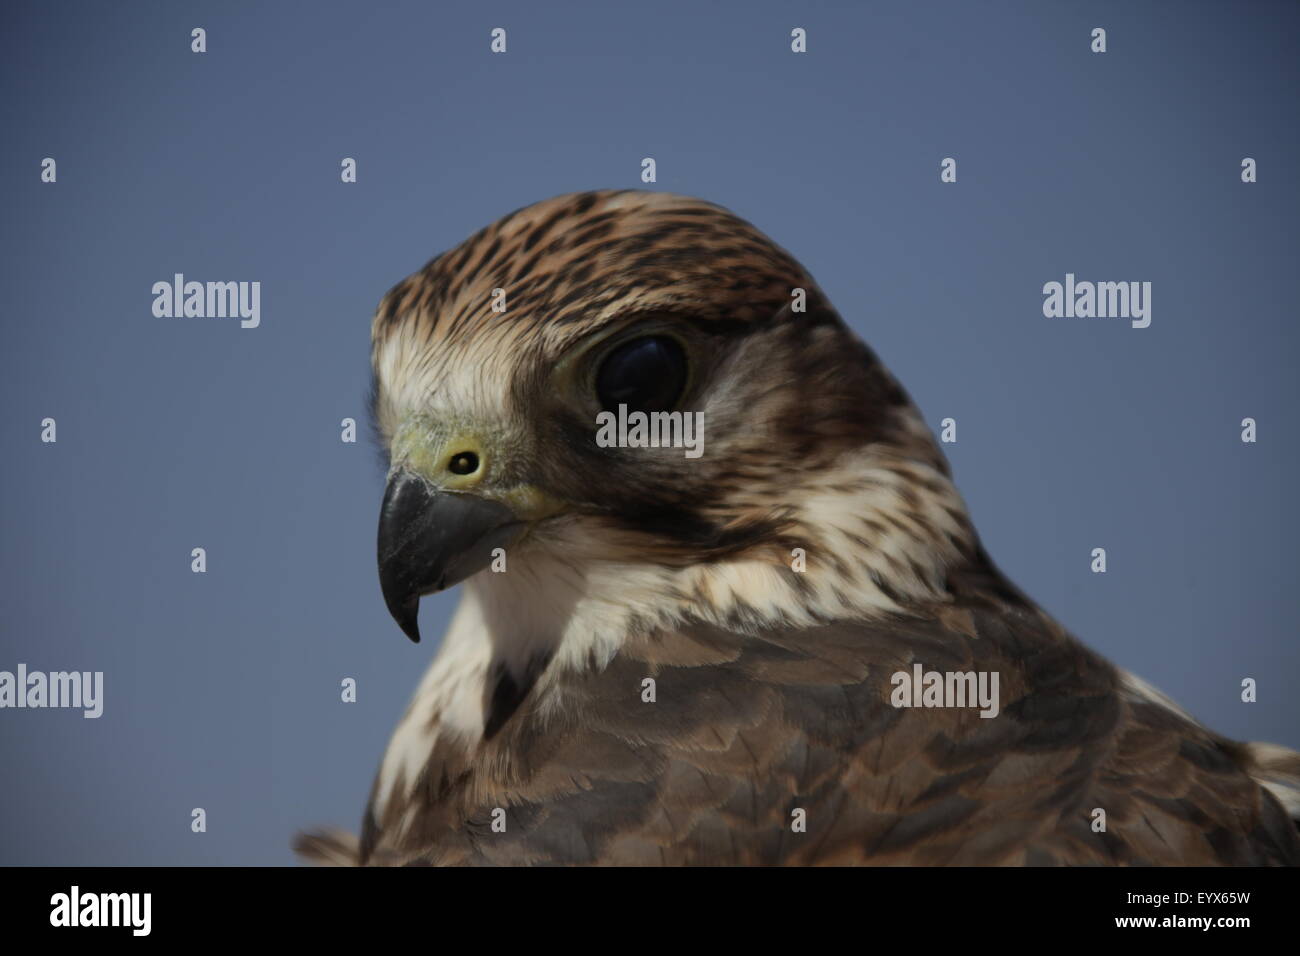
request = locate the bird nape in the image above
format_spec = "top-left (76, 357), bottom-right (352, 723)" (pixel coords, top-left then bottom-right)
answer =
top-left (295, 190), bottom-right (1300, 866)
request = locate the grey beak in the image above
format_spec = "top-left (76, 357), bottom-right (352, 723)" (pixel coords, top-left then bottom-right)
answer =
top-left (377, 471), bottom-right (522, 643)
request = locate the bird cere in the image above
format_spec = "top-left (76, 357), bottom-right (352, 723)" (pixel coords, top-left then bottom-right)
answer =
top-left (295, 190), bottom-right (1300, 867)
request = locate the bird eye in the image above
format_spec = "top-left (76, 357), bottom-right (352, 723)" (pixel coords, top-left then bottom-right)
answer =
top-left (595, 335), bottom-right (687, 413)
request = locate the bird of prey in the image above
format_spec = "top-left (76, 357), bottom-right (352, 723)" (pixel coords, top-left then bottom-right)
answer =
top-left (296, 190), bottom-right (1300, 866)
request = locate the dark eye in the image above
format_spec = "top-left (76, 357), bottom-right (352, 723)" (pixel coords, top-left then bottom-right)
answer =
top-left (595, 335), bottom-right (687, 413)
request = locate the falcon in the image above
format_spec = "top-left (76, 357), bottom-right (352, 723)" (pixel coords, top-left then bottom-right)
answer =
top-left (296, 190), bottom-right (1300, 865)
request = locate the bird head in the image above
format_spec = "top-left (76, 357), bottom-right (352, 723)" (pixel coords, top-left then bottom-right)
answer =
top-left (370, 190), bottom-right (966, 642)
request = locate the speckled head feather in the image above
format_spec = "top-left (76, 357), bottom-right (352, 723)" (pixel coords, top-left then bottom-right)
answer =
top-left (369, 189), bottom-right (965, 575)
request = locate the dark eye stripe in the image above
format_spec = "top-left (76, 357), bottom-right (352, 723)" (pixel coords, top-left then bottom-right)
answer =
top-left (596, 336), bottom-right (687, 413)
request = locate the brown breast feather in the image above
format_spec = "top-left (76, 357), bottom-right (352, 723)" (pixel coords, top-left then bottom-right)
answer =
top-left (318, 594), bottom-right (1299, 867)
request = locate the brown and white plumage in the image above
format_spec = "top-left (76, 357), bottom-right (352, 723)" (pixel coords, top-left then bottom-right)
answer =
top-left (296, 190), bottom-right (1300, 866)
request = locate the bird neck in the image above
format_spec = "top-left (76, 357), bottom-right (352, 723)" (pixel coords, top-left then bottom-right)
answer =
top-left (369, 432), bottom-right (985, 828)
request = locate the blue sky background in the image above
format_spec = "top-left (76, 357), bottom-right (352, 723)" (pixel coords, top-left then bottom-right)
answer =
top-left (1, 0), bottom-right (1297, 864)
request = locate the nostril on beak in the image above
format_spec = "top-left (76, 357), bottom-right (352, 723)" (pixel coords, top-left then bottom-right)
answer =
top-left (448, 451), bottom-right (480, 476)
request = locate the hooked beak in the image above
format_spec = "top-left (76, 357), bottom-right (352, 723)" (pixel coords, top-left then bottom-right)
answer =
top-left (377, 471), bottom-right (523, 643)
